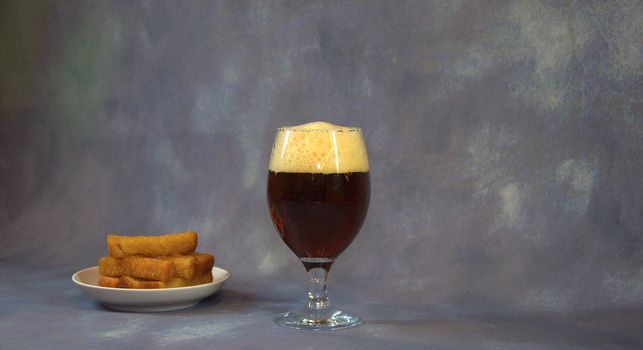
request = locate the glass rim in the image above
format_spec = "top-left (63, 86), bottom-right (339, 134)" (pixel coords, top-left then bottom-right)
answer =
top-left (276, 125), bottom-right (362, 132)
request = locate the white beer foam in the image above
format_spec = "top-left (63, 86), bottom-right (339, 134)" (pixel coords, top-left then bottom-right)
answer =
top-left (269, 121), bottom-right (369, 174)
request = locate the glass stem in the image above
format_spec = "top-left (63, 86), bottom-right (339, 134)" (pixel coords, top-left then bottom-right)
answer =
top-left (306, 267), bottom-right (330, 311)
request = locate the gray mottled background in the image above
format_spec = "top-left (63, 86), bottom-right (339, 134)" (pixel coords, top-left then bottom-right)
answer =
top-left (1, 0), bottom-right (642, 318)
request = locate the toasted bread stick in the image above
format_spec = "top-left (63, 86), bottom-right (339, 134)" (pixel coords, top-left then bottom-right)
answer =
top-left (97, 272), bottom-right (213, 289)
top-left (99, 256), bottom-right (174, 281)
top-left (159, 252), bottom-right (214, 280)
top-left (193, 252), bottom-right (215, 277)
top-left (98, 274), bottom-right (120, 288)
top-left (99, 252), bottom-right (215, 281)
top-left (107, 231), bottom-right (198, 258)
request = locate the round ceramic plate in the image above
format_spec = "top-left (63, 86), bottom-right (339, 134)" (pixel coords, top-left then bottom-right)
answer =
top-left (72, 266), bottom-right (229, 312)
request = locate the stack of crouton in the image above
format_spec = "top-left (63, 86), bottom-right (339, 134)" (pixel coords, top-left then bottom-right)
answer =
top-left (98, 231), bottom-right (214, 289)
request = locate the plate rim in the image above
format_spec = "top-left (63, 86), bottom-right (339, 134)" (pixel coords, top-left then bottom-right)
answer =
top-left (72, 265), bottom-right (230, 292)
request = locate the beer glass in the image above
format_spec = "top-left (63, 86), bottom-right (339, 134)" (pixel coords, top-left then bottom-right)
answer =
top-left (267, 121), bottom-right (370, 330)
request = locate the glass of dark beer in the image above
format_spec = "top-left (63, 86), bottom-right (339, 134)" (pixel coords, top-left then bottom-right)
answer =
top-left (267, 121), bottom-right (370, 330)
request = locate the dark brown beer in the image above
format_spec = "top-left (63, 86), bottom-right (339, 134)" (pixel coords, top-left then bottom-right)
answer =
top-left (267, 171), bottom-right (370, 270)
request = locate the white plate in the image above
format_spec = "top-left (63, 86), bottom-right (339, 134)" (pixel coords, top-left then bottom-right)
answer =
top-left (72, 266), bottom-right (230, 312)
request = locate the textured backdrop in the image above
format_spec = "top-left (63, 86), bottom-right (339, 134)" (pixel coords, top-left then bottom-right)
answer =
top-left (1, 0), bottom-right (641, 314)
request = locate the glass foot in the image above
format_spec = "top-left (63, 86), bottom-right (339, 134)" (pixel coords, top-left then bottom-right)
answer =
top-left (275, 309), bottom-right (362, 331)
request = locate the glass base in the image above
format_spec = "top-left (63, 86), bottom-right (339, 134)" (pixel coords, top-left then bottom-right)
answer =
top-left (275, 309), bottom-right (362, 331)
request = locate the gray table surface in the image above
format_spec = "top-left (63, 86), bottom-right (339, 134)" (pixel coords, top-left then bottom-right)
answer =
top-left (1, 264), bottom-right (641, 350)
